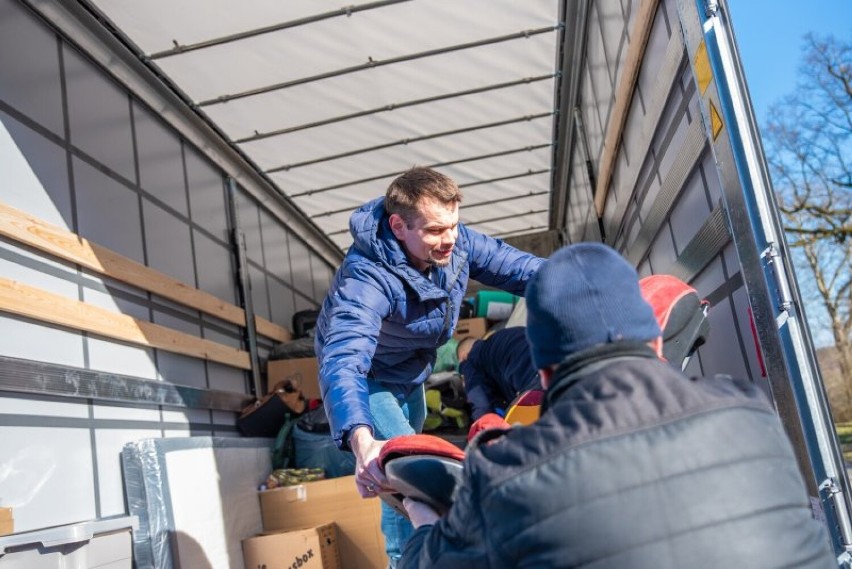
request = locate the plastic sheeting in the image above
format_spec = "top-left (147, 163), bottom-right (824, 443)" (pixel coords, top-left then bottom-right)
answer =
top-left (122, 437), bottom-right (272, 569)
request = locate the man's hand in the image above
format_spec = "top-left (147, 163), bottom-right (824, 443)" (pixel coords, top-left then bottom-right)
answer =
top-left (403, 497), bottom-right (440, 528)
top-left (349, 426), bottom-right (388, 497)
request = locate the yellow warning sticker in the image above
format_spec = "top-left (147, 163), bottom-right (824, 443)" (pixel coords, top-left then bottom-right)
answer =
top-left (694, 40), bottom-right (712, 95)
top-left (709, 99), bottom-right (723, 140)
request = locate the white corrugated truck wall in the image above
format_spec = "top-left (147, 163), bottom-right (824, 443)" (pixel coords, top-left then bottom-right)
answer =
top-left (0, 0), bottom-right (333, 533)
top-left (564, 0), bottom-right (767, 392)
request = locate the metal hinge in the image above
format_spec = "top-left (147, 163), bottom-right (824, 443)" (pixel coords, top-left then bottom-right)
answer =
top-left (820, 477), bottom-right (843, 496)
top-left (819, 478), bottom-right (852, 563)
top-left (760, 243), bottom-right (794, 314)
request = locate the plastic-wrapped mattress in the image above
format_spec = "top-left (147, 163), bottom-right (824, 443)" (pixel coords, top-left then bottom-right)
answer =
top-left (122, 436), bottom-right (271, 569)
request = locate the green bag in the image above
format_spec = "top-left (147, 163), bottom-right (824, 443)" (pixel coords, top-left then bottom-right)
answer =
top-left (434, 338), bottom-right (459, 372)
top-left (270, 412), bottom-right (300, 470)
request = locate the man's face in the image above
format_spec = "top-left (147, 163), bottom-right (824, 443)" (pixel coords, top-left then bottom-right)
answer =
top-left (389, 197), bottom-right (459, 272)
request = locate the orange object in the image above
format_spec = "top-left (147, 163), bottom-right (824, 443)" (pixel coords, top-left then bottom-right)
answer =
top-left (503, 389), bottom-right (545, 426)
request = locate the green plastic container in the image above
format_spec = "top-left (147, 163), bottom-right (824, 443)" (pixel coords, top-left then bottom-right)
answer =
top-left (475, 290), bottom-right (518, 320)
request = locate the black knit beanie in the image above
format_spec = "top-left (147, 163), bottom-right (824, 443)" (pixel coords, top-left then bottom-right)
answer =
top-left (525, 243), bottom-right (661, 369)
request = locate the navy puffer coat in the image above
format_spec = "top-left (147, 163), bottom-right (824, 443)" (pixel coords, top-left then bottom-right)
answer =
top-left (400, 344), bottom-right (836, 569)
top-left (315, 197), bottom-right (542, 448)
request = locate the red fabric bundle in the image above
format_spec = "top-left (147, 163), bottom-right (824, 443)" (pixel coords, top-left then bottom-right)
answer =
top-left (467, 413), bottom-right (511, 442)
top-left (378, 434), bottom-right (465, 471)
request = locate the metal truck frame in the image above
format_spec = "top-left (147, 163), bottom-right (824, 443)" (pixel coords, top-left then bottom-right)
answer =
top-left (1, 0), bottom-right (849, 565)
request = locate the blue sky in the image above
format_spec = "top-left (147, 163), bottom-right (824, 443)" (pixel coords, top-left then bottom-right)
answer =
top-left (726, 0), bottom-right (851, 125)
top-left (726, 0), bottom-right (850, 347)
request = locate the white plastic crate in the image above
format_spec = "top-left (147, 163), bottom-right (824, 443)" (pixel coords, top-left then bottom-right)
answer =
top-left (0, 516), bottom-right (137, 569)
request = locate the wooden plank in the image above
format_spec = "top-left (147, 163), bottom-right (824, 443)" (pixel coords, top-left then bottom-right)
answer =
top-left (0, 278), bottom-right (251, 369)
top-left (256, 317), bottom-right (291, 343)
top-left (594, 0), bottom-right (660, 216)
top-left (0, 200), bottom-right (291, 341)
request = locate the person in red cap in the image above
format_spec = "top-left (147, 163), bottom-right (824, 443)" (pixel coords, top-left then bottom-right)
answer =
top-left (399, 242), bottom-right (834, 569)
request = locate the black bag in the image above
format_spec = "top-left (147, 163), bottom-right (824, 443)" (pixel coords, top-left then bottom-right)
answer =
top-left (237, 379), bottom-right (306, 437)
top-left (296, 404), bottom-right (331, 434)
top-left (269, 336), bottom-right (316, 360)
top-left (292, 309), bottom-right (321, 339)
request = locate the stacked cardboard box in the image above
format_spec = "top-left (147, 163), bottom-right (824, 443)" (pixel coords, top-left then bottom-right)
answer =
top-left (0, 507), bottom-right (12, 536)
top-left (242, 523), bottom-right (340, 569)
top-left (267, 357), bottom-right (322, 399)
top-left (452, 317), bottom-right (488, 341)
top-left (257, 476), bottom-right (384, 569)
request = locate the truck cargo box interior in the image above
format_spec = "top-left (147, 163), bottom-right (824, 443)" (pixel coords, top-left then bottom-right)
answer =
top-left (1, 0), bottom-right (850, 565)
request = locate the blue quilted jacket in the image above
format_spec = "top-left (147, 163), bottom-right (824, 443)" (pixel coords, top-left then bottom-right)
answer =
top-left (315, 197), bottom-right (542, 448)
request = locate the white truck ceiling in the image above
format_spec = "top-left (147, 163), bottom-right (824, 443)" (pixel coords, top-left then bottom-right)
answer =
top-left (81, 0), bottom-right (562, 251)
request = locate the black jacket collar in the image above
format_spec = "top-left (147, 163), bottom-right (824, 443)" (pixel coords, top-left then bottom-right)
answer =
top-left (541, 342), bottom-right (659, 414)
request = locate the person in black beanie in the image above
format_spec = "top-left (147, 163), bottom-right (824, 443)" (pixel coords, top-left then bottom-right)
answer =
top-left (398, 242), bottom-right (835, 569)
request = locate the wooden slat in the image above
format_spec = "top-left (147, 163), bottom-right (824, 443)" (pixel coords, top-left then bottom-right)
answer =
top-left (0, 201), bottom-right (291, 341)
top-left (0, 277), bottom-right (251, 369)
top-left (594, 0), bottom-right (660, 216)
top-left (256, 317), bottom-right (292, 343)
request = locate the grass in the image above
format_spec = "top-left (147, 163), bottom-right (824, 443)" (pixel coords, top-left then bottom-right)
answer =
top-left (836, 423), bottom-right (852, 463)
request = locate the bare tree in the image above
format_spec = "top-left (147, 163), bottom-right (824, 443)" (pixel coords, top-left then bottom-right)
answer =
top-left (763, 34), bottom-right (852, 419)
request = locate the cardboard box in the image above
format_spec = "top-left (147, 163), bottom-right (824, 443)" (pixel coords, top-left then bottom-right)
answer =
top-left (259, 476), bottom-right (384, 569)
top-left (243, 523), bottom-right (340, 569)
top-left (267, 357), bottom-right (321, 400)
top-left (453, 317), bottom-right (488, 341)
top-left (0, 506), bottom-right (12, 536)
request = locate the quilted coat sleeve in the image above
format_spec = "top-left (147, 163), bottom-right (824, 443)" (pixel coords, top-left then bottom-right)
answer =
top-left (399, 455), bottom-right (491, 569)
top-left (460, 224), bottom-right (543, 296)
top-left (316, 260), bottom-right (394, 448)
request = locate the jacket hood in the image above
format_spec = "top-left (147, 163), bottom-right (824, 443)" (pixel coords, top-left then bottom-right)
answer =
top-left (349, 196), bottom-right (454, 301)
top-left (349, 196), bottom-right (405, 267)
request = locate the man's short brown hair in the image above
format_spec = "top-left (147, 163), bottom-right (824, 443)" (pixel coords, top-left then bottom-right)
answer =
top-left (385, 166), bottom-right (462, 227)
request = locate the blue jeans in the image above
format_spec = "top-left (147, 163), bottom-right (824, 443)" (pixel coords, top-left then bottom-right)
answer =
top-left (367, 381), bottom-right (426, 567)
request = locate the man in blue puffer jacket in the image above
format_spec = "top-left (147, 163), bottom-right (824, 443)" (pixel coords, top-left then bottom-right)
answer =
top-left (399, 243), bottom-right (835, 568)
top-left (314, 166), bottom-right (542, 566)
